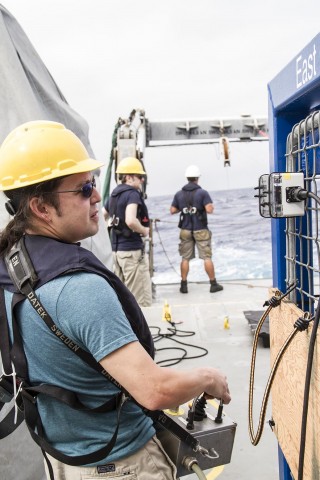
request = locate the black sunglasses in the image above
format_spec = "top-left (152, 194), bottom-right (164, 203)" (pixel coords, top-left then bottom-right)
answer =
top-left (53, 177), bottom-right (96, 198)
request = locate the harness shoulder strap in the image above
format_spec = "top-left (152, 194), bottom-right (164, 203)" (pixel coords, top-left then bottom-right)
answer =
top-left (108, 193), bottom-right (133, 241)
top-left (5, 237), bottom-right (38, 290)
top-left (0, 288), bottom-right (24, 438)
top-left (185, 189), bottom-right (195, 208)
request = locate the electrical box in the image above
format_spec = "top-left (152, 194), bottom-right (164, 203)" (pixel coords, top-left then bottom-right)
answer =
top-left (157, 401), bottom-right (236, 477)
top-left (255, 172), bottom-right (305, 218)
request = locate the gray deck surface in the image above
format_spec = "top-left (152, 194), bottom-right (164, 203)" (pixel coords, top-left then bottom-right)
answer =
top-left (143, 279), bottom-right (279, 480)
top-left (0, 278), bottom-right (279, 480)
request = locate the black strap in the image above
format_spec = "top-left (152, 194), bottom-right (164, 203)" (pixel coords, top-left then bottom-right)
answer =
top-left (23, 388), bottom-right (128, 466)
top-left (0, 288), bottom-right (25, 438)
top-left (0, 288), bottom-right (13, 375)
top-left (22, 384), bottom-right (122, 413)
top-left (184, 189), bottom-right (196, 210)
top-left (108, 192), bottom-right (133, 243)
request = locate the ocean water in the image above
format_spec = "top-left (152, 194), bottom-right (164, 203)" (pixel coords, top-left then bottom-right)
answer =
top-left (0, 188), bottom-right (272, 283)
top-left (147, 187), bottom-right (272, 284)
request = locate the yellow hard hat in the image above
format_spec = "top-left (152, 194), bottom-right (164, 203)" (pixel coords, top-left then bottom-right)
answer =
top-left (0, 120), bottom-right (104, 191)
top-left (116, 156), bottom-right (146, 175)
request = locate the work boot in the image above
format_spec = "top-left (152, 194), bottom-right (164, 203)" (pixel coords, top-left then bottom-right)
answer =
top-left (210, 279), bottom-right (223, 293)
top-left (180, 280), bottom-right (188, 294)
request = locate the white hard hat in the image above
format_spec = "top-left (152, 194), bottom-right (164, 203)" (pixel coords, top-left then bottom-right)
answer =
top-left (185, 165), bottom-right (201, 178)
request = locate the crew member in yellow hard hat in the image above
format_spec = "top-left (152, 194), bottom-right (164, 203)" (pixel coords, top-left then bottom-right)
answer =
top-left (0, 122), bottom-right (231, 480)
top-left (104, 156), bottom-right (152, 307)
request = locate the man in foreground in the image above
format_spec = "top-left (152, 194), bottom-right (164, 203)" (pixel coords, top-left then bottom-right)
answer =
top-left (0, 121), bottom-right (230, 480)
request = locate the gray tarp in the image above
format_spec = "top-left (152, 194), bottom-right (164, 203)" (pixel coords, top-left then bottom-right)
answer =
top-left (0, 4), bottom-right (112, 270)
top-left (0, 5), bottom-right (112, 480)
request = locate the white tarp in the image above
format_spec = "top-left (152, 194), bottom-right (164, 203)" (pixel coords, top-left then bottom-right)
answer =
top-left (0, 4), bottom-right (112, 269)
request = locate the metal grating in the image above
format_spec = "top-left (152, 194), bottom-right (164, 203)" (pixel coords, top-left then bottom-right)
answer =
top-left (285, 111), bottom-right (320, 311)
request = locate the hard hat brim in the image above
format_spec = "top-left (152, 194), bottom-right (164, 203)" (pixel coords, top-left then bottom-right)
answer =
top-left (0, 157), bottom-right (104, 191)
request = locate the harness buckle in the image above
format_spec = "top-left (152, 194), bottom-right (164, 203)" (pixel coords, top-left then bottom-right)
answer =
top-left (5, 239), bottom-right (38, 291)
top-left (182, 207), bottom-right (197, 215)
top-left (108, 215), bottom-right (120, 228)
top-left (21, 387), bottom-right (37, 404)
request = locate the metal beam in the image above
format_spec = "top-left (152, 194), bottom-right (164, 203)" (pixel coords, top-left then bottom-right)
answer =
top-left (147, 115), bottom-right (268, 145)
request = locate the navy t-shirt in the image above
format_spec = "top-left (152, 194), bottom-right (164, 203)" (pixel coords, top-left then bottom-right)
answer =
top-left (107, 185), bottom-right (144, 251)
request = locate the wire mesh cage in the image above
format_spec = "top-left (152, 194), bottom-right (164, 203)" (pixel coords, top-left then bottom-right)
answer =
top-left (285, 110), bottom-right (320, 311)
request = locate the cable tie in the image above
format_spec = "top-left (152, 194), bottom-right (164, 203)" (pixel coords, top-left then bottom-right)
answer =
top-left (263, 282), bottom-right (297, 308)
top-left (294, 315), bottom-right (313, 332)
top-left (263, 296), bottom-right (281, 308)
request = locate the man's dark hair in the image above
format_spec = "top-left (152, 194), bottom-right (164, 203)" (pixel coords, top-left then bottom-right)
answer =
top-left (0, 176), bottom-right (64, 256)
top-left (119, 173), bottom-right (134, 184)
top-left (187, 177), bottom-right (198, 182)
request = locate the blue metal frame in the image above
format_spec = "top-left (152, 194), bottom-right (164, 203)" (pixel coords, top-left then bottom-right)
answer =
top-left (268, 32), bottom-right (320, 479)
top-left (278, 446), bottom-right (292, 480)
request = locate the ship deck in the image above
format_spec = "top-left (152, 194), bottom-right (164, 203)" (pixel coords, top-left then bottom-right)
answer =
top-left (143, 278), bottom-right (279, 480)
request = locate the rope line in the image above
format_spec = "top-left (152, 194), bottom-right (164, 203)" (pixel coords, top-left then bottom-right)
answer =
top-left (153, 220), bottom-right (180, 277)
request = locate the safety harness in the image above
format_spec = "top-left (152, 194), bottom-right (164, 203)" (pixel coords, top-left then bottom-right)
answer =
top-left (0, 236), bottom-right (199, 474)
top-left (107, 185), bottom-right (149, 242)
top-left (178, 189), bottom-right (207, 230)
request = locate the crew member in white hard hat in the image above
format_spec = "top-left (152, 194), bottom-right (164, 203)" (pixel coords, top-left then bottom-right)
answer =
top-left (0, 123), bottom-right (230, 480)
top-left (104, 157), bottom-right (152, 307)
top-left (170, 165), bottom-right (223, 294)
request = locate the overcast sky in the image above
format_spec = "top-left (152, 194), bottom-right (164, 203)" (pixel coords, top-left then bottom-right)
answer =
top-left (3, 0), bottom-right (320, 195)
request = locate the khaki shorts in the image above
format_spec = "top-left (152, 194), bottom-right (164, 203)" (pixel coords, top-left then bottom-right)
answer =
top-left (113, 249), bottom-right (152, 307)
top-left (44, 435), bottom-right (177, 480)
top-left (179, 229), bottom-right (212, 260)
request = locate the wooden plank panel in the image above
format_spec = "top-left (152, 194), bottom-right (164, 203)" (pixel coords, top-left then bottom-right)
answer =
top-left (269, 291), bottom-right (320, 479)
